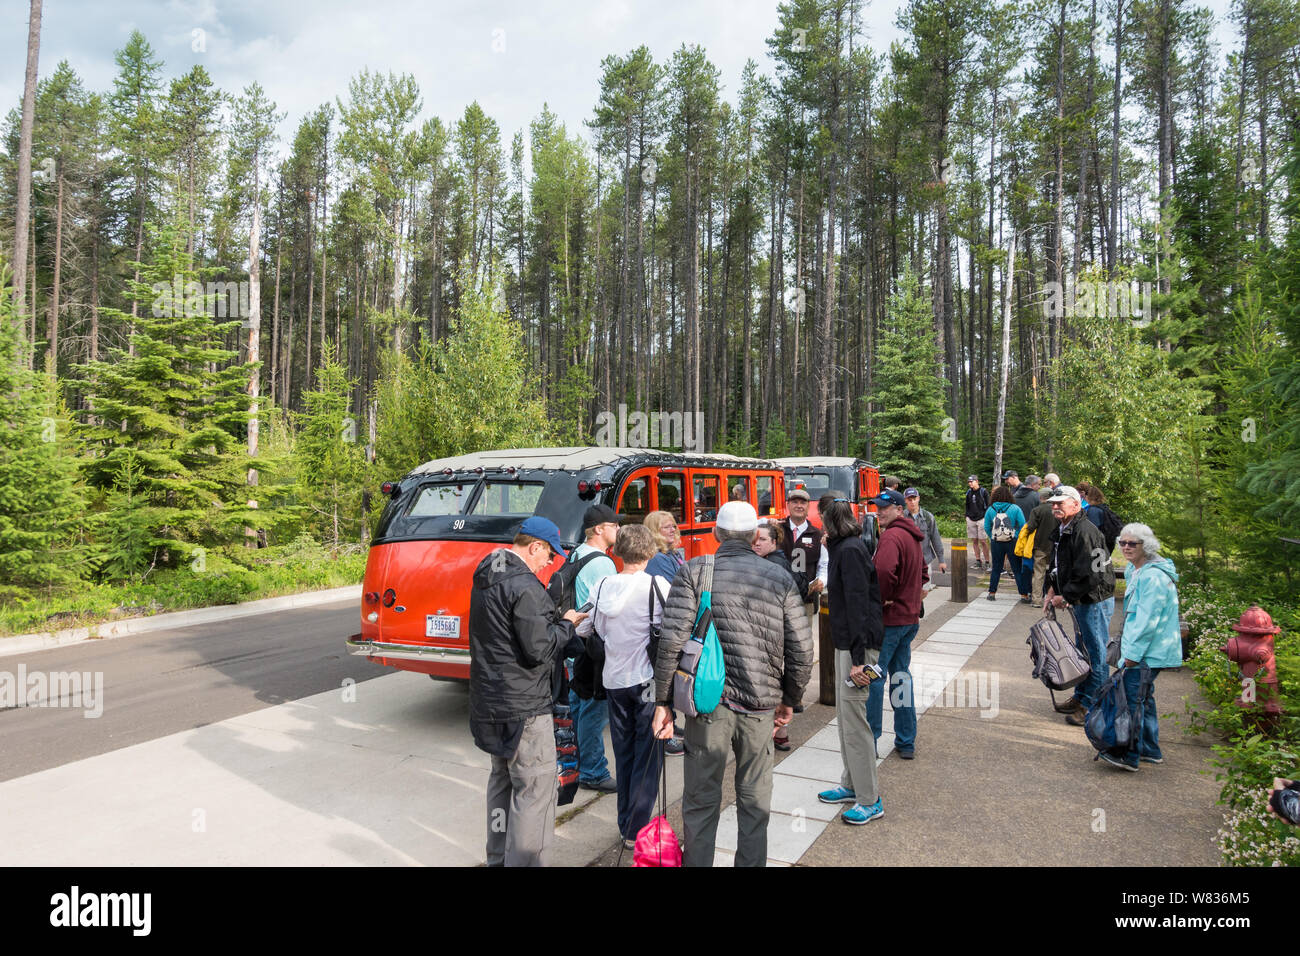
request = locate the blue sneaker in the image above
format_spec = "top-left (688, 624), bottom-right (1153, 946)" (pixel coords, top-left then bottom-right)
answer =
top-left (841, 799), bottom-right (884, 825)
top-left (1139, 754), bottom-right (1164, 764)
top-left (817, 786), bottom-right (857, 804)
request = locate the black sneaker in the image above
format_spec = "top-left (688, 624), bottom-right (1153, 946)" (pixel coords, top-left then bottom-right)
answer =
top-left (1099, 751), bottom-right (1139, 772)
top-left (664, 737), bottom-right (685, 756)
top-left (581, 776), bottom-right (617, 793)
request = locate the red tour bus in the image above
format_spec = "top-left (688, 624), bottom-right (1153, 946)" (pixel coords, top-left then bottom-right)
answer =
top-left (773, 456), bottom-right (881, 525)
top-left (346, 447), bottom-right (788, 681)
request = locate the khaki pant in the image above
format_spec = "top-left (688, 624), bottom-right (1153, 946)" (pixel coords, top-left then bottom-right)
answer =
top-left (682, 705), bottom-right (774, 867)
top-left (485, 713), bottom-right (556, 866)
top-left (835, 648), bottom-right (880, 804)
top-left (1032, 552), bottom-right (1049, 605)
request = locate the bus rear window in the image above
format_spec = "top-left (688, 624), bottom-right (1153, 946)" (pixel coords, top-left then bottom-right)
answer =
top-left (471, 482), bottom-right (545, 516)
top-left (408, 483), bottom-right (473, 517)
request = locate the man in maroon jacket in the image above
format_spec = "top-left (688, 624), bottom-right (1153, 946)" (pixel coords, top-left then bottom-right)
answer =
top-left (866, 490), bottom-right (928, 759)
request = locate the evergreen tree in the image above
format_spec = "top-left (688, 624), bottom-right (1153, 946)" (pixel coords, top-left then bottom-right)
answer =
top-left (294, 339), bottom-right (369, 551)
top-left (1050, 311), bottom-right (1209, 524)
top-left (75, 216), bottom-right (254, 578)
top-left (1242, 129), bottom-right (1300, 572)
top-left (375, 279), bottom-right (549, 479)
top-left (0, 268), bottom-right (85, 588)
top-left (864, 266), bottom-right (959, 510)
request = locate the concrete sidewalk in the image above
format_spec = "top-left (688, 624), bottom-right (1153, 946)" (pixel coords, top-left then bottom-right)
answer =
top-left (796, 598), bottom-right (1221, 866)
top-left (590, 589), bottom-right (1222, 867)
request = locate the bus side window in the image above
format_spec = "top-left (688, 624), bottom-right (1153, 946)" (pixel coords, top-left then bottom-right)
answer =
top-left (693, 474), bottom-right (719, 524)
top-left (656, 473), bottom-right (686, 524)
top-left (619, 477), bottom-right (650, 524)
top-left (727, 475), bottom-right (749, 503)
top-left (756, 475), bottom-right (774, 516)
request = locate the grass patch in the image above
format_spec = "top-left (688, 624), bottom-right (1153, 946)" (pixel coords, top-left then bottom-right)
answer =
top-left (0, 535), bottom-right (366, 638)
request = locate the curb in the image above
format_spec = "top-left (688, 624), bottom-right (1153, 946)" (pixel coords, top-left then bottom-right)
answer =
top-left (0, 585), bottom-right (362, 659)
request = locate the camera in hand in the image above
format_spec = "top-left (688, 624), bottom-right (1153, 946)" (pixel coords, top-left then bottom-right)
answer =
top-left (844, 662), bottom-right (885, 687)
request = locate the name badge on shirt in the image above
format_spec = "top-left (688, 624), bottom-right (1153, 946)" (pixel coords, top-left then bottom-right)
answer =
top-left (802, 537), bottom-right (812, 546)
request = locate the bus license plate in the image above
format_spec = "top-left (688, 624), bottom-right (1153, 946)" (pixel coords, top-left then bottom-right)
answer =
top-left (426, 615), bottom-right (460, 639)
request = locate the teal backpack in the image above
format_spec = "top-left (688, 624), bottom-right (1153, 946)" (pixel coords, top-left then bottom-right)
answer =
top-left (672, 556), bottom-right (726, 717)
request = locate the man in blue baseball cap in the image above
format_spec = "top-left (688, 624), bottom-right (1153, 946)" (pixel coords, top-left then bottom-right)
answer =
top-left (865, 488), bottom-right (927, 759)
top-left (469, 514), bottom-right (586, 866)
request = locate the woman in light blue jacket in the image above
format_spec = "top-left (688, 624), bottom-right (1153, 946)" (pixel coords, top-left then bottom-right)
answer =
top-left (1103, 523), bottom-right (1181, 772)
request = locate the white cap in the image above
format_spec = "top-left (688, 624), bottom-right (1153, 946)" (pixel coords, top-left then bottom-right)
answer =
top-left (1047, 485), bottom-right (1082, 505)
top-left (716, 501), bottom-right (758, 532)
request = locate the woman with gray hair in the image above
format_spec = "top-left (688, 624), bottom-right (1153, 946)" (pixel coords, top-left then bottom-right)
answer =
top-left (1102, 523), bottom-right (1182, 772)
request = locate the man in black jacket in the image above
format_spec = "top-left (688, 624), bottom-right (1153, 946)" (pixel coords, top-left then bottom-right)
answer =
top-left (964, 476), bottom-right (991, 570)
top-left (1042, 486), bottom-right (1116, 726)
top-left (1004, 470), bottom-right (1039, 526)
top-left (470, 516), bottom-right (586, 866)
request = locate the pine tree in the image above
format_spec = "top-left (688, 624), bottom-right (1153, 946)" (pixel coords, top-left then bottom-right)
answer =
top-left (0, 267), bottom-right (85, 589)
top-left (294, 339), bottom-right (368, 551)
top-left (375, 279), bottom-right (549, 479)
top-left (75, 216), bottom-right (254, 578)
top-left (1242, 129), bottom-right (1300, 571)
top-left (864, 266), bottom-right (960, 509)
top-left (1050, 311), bottom-right (1209, 523)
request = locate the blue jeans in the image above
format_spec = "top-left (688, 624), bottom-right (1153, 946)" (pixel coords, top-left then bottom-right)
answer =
top-left (989, 541), bottom-right (1022, 595)
top-left (1019, 556), bottom-right (1034, 596)
top-left (1118, 667), bottom-right (1162, 766)
top-left (1074, 597), bottom-right (1115, 709)
top-left (867, 623), bottom-right (919, 753)
top-left (568, 690), bottom-right (611, 784)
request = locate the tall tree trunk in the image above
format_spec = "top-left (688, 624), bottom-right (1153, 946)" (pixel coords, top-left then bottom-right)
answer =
top-left (248, 174), bottom-right (262, 475)
top-left (13, 0), bottom-right (41, 338)
top-left (1073, 0), bottom-right (1098, 283)
top-left (1110, 0), bottom-right (1123, 272)
top-left (48, 164), bottom-right (64, 373)
top-left (993, 234), bottom-right (1016, 483)
top-left (305, 190), bottom-right (316, 390)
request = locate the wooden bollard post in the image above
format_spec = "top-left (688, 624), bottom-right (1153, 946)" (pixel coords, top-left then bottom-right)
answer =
top-left (950, 539), bottom-right (969, 603)
top-left (818, 599), bottom-right (835, 706)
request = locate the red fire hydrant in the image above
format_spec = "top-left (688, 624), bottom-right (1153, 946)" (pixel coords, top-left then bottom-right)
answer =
top-left (1221, 605), bottom-right (1283, 724)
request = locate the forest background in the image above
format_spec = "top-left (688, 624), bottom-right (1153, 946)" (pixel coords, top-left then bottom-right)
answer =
top-left (1, 0), bottom-right (1297, 634)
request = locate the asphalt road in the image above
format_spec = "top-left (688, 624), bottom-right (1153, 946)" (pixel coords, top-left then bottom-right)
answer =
top-left (0, 599), bottom-right (389, 783)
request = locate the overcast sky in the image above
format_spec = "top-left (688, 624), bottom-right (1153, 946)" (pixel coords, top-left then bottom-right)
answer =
top-left (2, 0), bottom-right (1240, 163)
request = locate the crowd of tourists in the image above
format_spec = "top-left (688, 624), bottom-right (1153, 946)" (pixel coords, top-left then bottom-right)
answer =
top-left (466, 467), bottom-right (1186, 866)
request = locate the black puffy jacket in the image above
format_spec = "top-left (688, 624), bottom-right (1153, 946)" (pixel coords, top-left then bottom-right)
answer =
top-left (468, 549), bottom-right (577, 723)
top-left (1047, 514), bottom-right (1116, 607)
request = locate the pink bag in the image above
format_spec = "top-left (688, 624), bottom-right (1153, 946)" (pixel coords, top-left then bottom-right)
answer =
top-left (633, 815), bottom-right (681, 867)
